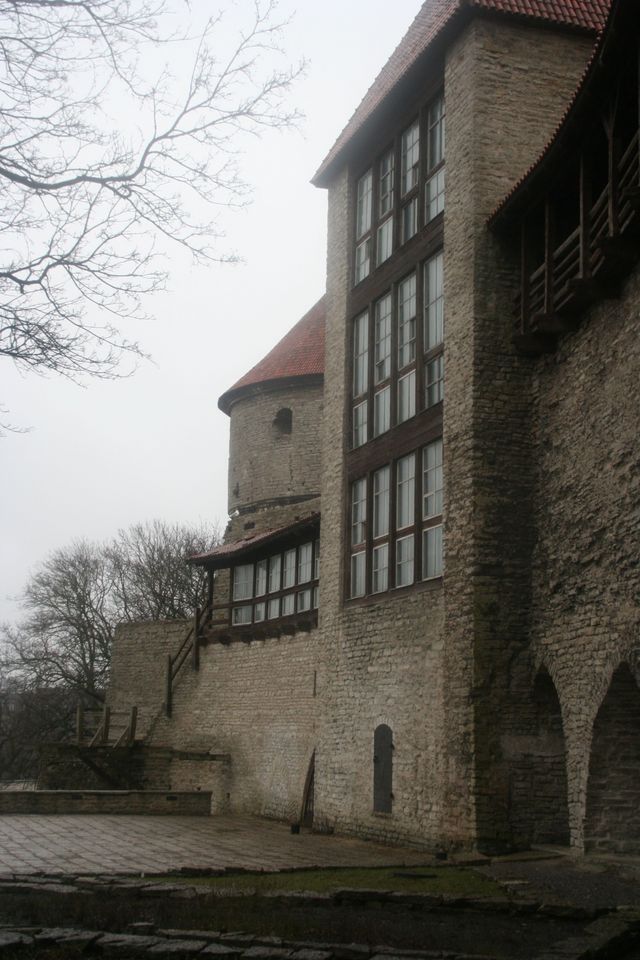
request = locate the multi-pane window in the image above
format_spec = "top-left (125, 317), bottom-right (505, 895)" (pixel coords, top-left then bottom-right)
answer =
top-left (350, 251), bottom-right (443, 447)
top-left (230, 540), bottom-right (320, 626)
top-left (401, 121), bottom-right (420, 195)
top-left (348, 444), bottom-right (443, 599)
top-left (352, 91), bottom-right (444, 285)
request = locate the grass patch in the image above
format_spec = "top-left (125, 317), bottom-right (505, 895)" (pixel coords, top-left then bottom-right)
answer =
top-left (150, 865), bottom-right (502, 897)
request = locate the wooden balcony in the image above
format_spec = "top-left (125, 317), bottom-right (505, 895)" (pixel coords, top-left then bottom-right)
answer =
top-left (515, 130), bottom-right (640, 355)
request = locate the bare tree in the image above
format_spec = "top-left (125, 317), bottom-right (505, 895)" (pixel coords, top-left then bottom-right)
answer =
top-left (1, 519), bottom-right (220, 701)
top-left (0, 0), bottom-right (301, 382)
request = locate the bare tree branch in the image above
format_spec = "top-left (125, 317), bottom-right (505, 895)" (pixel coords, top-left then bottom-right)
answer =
top-left (0, 0), bottom-right (303, 385)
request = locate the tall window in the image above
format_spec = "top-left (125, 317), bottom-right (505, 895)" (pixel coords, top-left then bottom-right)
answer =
top-left (352, 90), bottom-right (444, 286)
top-left (350, 251), bottom-right (443, 448)
top-left (349, 444), bottom-right (443, 599)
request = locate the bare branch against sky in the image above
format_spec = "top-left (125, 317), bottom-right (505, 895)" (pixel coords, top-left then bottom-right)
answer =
top-left (0, 0), bottom-right (303, 384)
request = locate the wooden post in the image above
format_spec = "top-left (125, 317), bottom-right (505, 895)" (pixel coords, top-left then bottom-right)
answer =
top-left (606, 103), bottom-right (620, 237)
top-left (520, 217), bottom-right (530, 333)
top-left (579, 152), bottom-right (592, 280)
top-left (207, 568), bottom-right (214, 612)
top-left (101, 705), bottom-right (111, 744)
top-left (128, 705), bottom-right (138, 745)
top-left (76, 703), bottom-right (84, 746)
top-left (165, 655), bottom-right (173, 717)
top-left (192, 606), bottom-right (201, 671)
top-left (543, 196), bottom-right (555, 316)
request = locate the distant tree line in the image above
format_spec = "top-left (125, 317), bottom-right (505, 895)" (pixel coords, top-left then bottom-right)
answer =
top-left (0, 519), bottom-right (219, 780)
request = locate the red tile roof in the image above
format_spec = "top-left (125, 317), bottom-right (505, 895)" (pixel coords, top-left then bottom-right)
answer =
top-left (313, 0), bottom-right (610, 187)
top-left (218, 296), bottom-right (325, 415)
top-left (188, 513), bottom-right (320, 567)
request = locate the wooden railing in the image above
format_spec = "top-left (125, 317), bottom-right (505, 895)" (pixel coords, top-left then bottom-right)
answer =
top-left (517, 127), bottom-right (640, 348)
top-left (76, 704), bottom-right (138, 747)
top-left (164, 598), bottom-right (223, 716)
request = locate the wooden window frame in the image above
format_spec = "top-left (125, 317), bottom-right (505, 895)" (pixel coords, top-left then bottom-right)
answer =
top-left (229, 539), bottom-right (320, 627)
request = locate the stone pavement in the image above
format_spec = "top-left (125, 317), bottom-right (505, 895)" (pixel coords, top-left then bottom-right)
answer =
top-left (0, 813), bottom-right (431, 875)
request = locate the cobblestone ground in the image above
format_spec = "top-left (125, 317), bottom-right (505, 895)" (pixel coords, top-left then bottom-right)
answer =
top-left (0, 814), bottom-right (431, 875)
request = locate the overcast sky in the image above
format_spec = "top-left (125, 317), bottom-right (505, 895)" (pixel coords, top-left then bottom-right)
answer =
top-left (1, 0), bottom-right (421, 624)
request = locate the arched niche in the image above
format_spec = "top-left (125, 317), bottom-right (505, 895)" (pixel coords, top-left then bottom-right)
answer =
top-left (373, 724), bottom-right (393, 814)
top-left (585, 664), bottom-right (640, 854)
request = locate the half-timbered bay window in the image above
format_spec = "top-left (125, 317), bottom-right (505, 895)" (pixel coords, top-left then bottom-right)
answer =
top-left (351, 249), bottom-right (444, 446)
top-left (352, 90), bottom-right (444, 286)
top-left (348, 438), bottom-right (443, 598)
top-left (231, 539), bottom-right (320, 625)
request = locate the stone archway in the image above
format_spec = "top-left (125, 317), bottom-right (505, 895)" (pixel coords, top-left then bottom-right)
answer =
top-left (508, 666), bottom-right (569, 846)
top-left (585, 664), bottom-right (640, 854)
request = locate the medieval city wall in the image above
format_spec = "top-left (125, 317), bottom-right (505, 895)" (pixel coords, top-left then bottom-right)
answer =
top-left (529, 261), bottom-right (640, 852)
top-left (443, 17), bottom-right (594, 850)
top-left (110, 621), bottom-right (320, 821)
top-left (227, 382), bottom-right (323, 515)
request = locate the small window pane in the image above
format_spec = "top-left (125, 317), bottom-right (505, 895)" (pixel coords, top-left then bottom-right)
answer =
top-left (425, 355), bottom-right (444, 408)
top-left (297, 589), bottom-right (312, 612)
top-left (396, 454), bottom-right (415, 529)
top-left (424, 252), bottom-right (444, 350)
top-left (401, 197), bottom-right (418, 243)
top-left (395, 535), bottom-right (414, 587)
top-left (298, 542), bottom-right (313, 584)
top-left (268, 555), bottom-right (281, 594)
top-left (376, 217), bottom-right (393, 266)
top-left (353, 312), bottom-right (369, 397)
top-left (313, 540), bottom-right (320, 580)
top-left (313, 586), bottom-right (319, 609)
top-left (372, 543), bottom-right (389, 594)
top-left (254, 602), bottom-right (266, 623)
top-left (423, 439), bottom-right (444, 519)
top-left (350, 551), bottom-right (366, 598)
top-left (423, 525), bottom-right (443, 579)
top-left (379, 149), bottom-right (394, 217)
top-left (398, 370), bottom-right (416, 423)
top-left (255, 560), bottom-right (268, 597)
top-left (356, 169), bottom-right (373, 239)
top-left (427, 93), bottom-right (445, 171)
top-left (282, 593), bottom-right (295, 616)
top-left (283, 548), bottom-right (296, 589)
top-left (232, 605), bottom-right (252, 625)
top-left (233, 564), bottom-right (254, 601)
top-left (351, 478), bottom-right (367, 546)
top-left (374, 386), bottom-right (390, 437)
top-left (398, 273), bottom-right (416, 368)
top-left (268, 597), bottom-right (280, 619)
top-left (353, 401), bottom-right (368, 448)
top-left (426, 168), bottom-right (445, 222)
top-left (401, 121), bottom-right (420, 195)
top-left (373, 466), bottom-right (390, 539)
top-left (374, 294), bottom-right (392, 383)
top-left (355, 238), bottom-right (371, 283)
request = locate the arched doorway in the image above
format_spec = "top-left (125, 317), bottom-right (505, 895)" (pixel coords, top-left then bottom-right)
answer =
top-left (585, 664), bottom-right (640, 854)
top-left (373, 724), bottom-right (393, 814)
top-left (509, 667), bottom-right (569, 845)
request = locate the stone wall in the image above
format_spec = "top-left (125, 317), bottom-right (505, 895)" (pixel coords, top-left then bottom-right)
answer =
top-left (227, 383), bottom-right (323, 515)
top-left (0, 790), bottom-right (211, 816)
top-left (316, 16), bottom-right (592, 851)
top-left (442, 16), bottom-right (593, 850)
top-left (110, 621), bottom-right (320, 822)
top-left (529, 261), bottom-right (640, 851)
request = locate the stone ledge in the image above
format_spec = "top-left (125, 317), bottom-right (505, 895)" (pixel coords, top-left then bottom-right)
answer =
top-left (0, 789), bottom-right (212, 816)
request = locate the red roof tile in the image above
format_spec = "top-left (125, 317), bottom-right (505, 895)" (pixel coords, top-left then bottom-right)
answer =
top-left (218, 296), bottom-right (326, 415)
top-left (313, 0), bottom-right (610, 186)
top-left (189, 513), bottom-right (320, 566)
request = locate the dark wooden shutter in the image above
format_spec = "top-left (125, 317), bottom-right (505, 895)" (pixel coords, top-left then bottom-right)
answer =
top-left (373, 724), bottom-right (393, 813)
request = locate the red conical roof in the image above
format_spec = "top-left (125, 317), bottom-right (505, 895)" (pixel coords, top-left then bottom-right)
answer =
top-left (218, 296), bottom-right (325, 414)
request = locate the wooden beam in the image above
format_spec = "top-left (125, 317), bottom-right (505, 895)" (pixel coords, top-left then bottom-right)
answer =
top-left (128, 706), bottom-right (138, 745)
top-left (607, 101), bottom-right (620, 236)
top-left (192, 606), bottom-right (201, 671)
top-left (579, 153), bottom-right (592, 280)
top-left (520, 217), bottom-right (530, 334)
top-left (543, 197), bottom-right (555, 316)
top-left (76, 703), bottom-right (84, 746)
top-left (101, 705), bottom-right (111, 745)
top-left (165, 654), bottom-right (173, 717)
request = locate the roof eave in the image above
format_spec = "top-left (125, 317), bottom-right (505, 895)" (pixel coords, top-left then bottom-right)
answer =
top-left (217, 372), bottom-right (324, 416)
